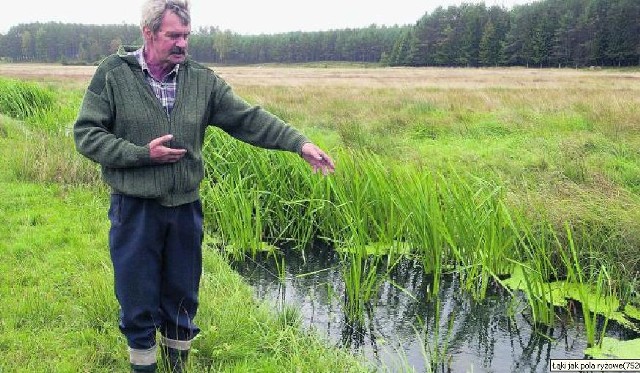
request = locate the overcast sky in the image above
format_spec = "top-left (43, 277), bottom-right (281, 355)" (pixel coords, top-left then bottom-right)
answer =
top-left (0, 0), bottom-right (535, 35)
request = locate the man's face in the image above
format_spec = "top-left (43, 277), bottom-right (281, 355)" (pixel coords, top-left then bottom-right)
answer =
top-left (144, 11), bottom-right (190, 66)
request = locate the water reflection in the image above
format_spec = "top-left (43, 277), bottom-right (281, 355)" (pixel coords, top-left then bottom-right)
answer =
top-left (230, 245), bottom-right (637, 372)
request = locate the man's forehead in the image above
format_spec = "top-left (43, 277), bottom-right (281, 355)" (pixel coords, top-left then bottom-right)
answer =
top-left (158, 21), bottom-right (191, 34)
top-left (159, 11), bottom-right (190, 28)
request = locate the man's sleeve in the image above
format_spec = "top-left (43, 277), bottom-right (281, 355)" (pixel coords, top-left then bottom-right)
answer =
top-left (207, 76), bottom-right (309, 154)
top-left (73, 65), bottom-right (152, 168)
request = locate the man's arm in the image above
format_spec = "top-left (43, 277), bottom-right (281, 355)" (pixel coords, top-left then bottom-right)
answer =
top-left (208, 78), bottom-right (309, 154)
top-left (73, 67), bottom-right (156, 169)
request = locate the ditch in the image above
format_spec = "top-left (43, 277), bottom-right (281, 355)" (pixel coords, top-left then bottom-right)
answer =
top-left (230, 245), bottom-right (639, 373)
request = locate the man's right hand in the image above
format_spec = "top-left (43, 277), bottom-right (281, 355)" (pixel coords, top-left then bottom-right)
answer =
top-left (149, 134), bottom-right (187, 163)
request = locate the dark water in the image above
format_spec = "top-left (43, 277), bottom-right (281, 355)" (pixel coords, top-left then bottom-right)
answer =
top-left (230, 245), bottom-right (638, 373)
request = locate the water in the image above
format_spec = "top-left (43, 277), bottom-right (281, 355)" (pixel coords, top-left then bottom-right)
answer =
top-left (230, 245), bottom-right (638, 372)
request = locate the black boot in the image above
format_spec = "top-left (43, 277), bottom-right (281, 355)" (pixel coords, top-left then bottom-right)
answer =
top-left (130, 363), bottom-right (157, 373)
top-left (161, 345), bottom-right (189, 373)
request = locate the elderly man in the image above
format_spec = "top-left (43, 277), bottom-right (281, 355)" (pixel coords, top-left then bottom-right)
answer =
top-left (73, 1), bottom-right (334, 371)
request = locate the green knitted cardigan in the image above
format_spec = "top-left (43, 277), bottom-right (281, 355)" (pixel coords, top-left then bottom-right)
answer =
top-left (74, 48), bottom-right (309, 206)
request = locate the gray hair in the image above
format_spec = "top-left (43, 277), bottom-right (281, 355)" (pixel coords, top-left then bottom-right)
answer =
top-left (140, 0), bottom-right (191, 33)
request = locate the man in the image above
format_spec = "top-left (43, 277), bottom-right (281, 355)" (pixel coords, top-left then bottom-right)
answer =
top-left (73, 0), bottom-right (335, 372)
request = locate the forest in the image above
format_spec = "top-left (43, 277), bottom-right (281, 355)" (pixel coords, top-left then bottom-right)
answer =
top-left (0, 0), bottom-right (639, 68)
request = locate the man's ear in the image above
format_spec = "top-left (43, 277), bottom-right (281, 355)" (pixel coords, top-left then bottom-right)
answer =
top-left (142, 26), bottom-right (153, 41)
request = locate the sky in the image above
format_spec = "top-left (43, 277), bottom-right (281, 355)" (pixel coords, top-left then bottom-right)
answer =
top-left (0, 0), bottom-right (534, 35)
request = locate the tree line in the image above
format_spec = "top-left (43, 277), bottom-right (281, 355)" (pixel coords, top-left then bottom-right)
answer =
top-left (1, 0), bottom-right (638, 68)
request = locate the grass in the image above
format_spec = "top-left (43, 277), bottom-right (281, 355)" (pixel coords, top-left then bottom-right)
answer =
top-left (1, 65), bottom-right (640, 367)
top-left (0, 181), bottom-right (118, 371)
top-left (227, 78), bottom-right (640, 285)
top-left (206, 68), bottom-right (640, 352)
top-left (0, 77), bottom-right (55, 120)
top-left (0, 116), bottom-right (371, 371)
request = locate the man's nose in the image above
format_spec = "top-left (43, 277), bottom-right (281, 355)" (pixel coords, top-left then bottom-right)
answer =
top-left (176, 36), bottom-right (188, 48)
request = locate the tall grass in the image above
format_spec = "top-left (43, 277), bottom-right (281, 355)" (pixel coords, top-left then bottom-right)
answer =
top-left (390, 168), bottom-right (449, 297)
top-left (202, 174), bottom-right (267, 259)
top-left (507, 221), bottom-right (560, 326)
top-left (11, 132), bottom-right (103, 186)
top-left (438, 171), bottom-right (516, 298)
top-left (201, 129), bottom-right (523, 309)
top-left (0, 77), bottom-right (55, 120)
top-left (199, 125), bottom-right (633, 341)
top-left (340, 249), bottom-right (383, 323)
top-left (0, 77), bottom-right (100, 185)
top-left (561, 225), bottom-right (613, 347)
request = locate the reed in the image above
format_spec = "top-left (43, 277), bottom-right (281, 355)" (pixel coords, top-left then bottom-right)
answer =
top-left (200, 128), bottom-right (546, 307)
top-left (505, 219), bottom-right (562, 325)
top-left (421, 297), bottom-right (454, 372)
top-left (502, 217), bottom-right (619, 341)
top-left (324, 155), bottom-right (390, 323)
top-left (202, 128), bottom-right (331, 250)
top-left (200, 128), bottom-right (550, 332)
top-left (507, 263), bottom-right (557, 326)
top-left (340, 248), bottom-right (382, 324)
top-left (438, 171), bottom-right (517, 299)
top-left (560, 225), bottom-right (613, 347)
top-left (391, 167), bottom-right (449, 297)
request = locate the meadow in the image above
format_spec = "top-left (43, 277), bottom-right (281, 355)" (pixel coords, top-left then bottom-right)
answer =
top-left (1, 63), bottom-right (639, 371)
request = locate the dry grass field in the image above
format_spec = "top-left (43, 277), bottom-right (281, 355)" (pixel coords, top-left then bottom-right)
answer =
top-left (1, 62), bottom-right (639, 90)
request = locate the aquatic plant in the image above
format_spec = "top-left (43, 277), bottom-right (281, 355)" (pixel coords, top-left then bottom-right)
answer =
top-left (201, 174), bottom-right (267, 259)
top-left (560, 225), bottom-right (613, 348)
top-left (340, 248), bottom-right (382, 324)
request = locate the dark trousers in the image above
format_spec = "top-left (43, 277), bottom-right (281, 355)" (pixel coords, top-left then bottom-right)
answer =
top-left (108, 194), bottom-right (203, 350)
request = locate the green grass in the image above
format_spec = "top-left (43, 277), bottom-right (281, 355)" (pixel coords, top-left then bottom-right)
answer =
top-left (2, 68), bottom-right (640, 369)
top-left (204, 79), bottom-right (640, 343)
top-left (0, 78), bottom-right (55, 120)
top-left (235, 83), bottom-right (640, 275)
top-left (0, 118), bottom-right (371, 372)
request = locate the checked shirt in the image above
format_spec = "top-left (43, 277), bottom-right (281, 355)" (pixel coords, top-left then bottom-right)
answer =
top-left (129, 47), bottom-right (179, 116)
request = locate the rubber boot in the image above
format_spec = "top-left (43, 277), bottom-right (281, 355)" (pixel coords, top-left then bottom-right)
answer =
top-left (161, 345), bottom-right (189, 373)
top-left (130, 363), bottom-right (157, 373)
